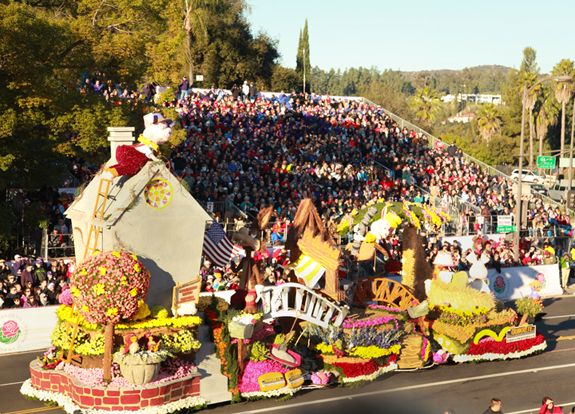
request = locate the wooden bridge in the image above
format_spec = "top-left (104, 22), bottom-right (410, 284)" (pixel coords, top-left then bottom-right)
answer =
top-left (260, 283), bottom-right (349, 328)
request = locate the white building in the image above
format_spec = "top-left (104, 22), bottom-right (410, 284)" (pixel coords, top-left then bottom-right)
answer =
top-left (440, 94), bottom-right (502, 105)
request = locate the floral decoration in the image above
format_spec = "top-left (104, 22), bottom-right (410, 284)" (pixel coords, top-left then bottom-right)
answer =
top-left (70, 251), bottom-right (150, 324)
top-left (238, 360), bottom-right (289, 394)
top-left (311, 371), bottom-right (331, 385)
top-left (20, 379), bottom-right (206, 414)
top-left (454, 334), bottom-right (547, 363)
top-left (342, 315), bottom-right (399, 330)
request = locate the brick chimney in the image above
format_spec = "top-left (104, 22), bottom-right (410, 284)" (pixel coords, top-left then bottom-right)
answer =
top-left (107, 127), bottom-right (135, 164)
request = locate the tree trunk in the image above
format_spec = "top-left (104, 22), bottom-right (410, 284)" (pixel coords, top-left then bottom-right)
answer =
top-left (186, 30), bottom-right (194, 87)
top-left (532, 109), bottom-right (534, 174)
top-left (103, 323), bottom-right (114, 381)
top-left (561, 101), bottom-right (566, 164)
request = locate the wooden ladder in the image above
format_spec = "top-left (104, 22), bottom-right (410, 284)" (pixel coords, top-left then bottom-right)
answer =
top-left (83, 178), bottom-right (112, 259)
top-left (58, 308), bottom-right (82, 363)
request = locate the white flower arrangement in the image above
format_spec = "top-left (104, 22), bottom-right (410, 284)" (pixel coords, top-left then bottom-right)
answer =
top-left (173, 302), bottom-right (197, 316)
top-left (240, 385), bottom-right (302, 399)
top-left (452, 341), bottom-right (547, 363)
top-left (341, 363), bottom-right (398, 384)
top-left (21, 379), bottom-right (206, 414)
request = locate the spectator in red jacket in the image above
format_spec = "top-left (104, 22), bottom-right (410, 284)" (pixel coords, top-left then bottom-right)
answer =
top-left (539, 397), bottom-right (564, 414)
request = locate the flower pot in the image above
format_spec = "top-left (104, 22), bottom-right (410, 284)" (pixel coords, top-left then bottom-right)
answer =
top-left (115, 354), bottom-right (162, 385)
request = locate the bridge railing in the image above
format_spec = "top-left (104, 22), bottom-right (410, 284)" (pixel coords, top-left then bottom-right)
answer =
top-left (260, 283), bottom-right (349, 328)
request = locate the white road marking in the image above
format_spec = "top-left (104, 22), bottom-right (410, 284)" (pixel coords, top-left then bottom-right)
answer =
top-left (507, 402), bottom-right (575, 414)
top-left (542, 313), bottom-right (575, 319)
top-left (232, 362), bottom-right (575, 414)
top-left (0, 381), bottom-right (24, 387)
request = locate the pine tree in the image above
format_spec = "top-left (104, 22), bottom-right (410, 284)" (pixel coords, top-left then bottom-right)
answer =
top-left (302, 19), bottom-right (311, 92)
top-left (296, 29), bottom-right (303, 73)
top-left (295, 20), bottom-right (311, 92)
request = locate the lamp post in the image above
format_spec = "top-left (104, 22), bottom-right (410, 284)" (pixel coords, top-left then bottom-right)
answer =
top-left (569, 95), bottom-right (575, 191)
top-left (303, 48), bottom-right (306, 94)
top-left (514, 75), bottom-right (572, 261)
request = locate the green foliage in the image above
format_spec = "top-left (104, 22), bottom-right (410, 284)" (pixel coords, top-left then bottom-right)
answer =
top-left (249, 341), bottom-right (268, 362)
top-left (295, 19), bottom-right (311, 92)
top-left (409, 86), bottom-right (441, 129)
top-left (475, 103), bottom-right (501, 142)
top-left (161, 329), bottom-right (202, 353)
top-left (515, 297), bottom-right (543, 318)
top-left (271, 65), bottom-right (300, 93)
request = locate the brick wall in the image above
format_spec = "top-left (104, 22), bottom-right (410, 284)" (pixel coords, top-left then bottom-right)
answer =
top-left (29, 361), bottom-right (200, 411)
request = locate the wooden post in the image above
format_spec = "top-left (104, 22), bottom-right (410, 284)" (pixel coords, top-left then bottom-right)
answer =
top-left (237, 341), bottom-right (246, 376)
top-left (103, 323), bottom-right (114, 381)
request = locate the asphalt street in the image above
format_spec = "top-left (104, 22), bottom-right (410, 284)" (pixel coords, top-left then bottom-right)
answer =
top-left (2, 295), bottom-right (575, 414)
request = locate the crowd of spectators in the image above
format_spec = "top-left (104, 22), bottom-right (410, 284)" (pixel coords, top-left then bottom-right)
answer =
top-left (0, 256), bottom-right (74, 309)
top-left (162, 84), bottom-right (572, 263)
top-left (5, 76), bottom-right (575, 299)
top-left (199, 246), bottom-right (292, 292)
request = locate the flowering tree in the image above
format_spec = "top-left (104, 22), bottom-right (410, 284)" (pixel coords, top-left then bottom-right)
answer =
top-left (70, 251), bottom-right (150, 380)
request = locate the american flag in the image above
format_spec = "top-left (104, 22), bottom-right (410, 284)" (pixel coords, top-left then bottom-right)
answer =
top-left (203, 222), bottom-right (242, 267)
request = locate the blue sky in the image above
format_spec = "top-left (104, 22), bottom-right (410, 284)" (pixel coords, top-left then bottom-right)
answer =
top-left (246, 0), bottom-right (575, 73)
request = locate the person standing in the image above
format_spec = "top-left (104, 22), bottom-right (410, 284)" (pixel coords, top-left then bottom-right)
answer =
top-left (539, 397), bottom-right (564, 414)
top-left (482, 398), bottom-right (503, 414)
top-left (178, 76), bottom-right (189, 101)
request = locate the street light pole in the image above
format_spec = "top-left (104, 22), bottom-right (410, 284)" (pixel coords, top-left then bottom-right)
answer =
top-left (303, 48), bottom-right (306, 95)
top-left (514, 75), bottom-right (573, 262)
top-left (569, 95), bottom-right (575, 191)
top-left (514, 85), bottom-right (527, 261)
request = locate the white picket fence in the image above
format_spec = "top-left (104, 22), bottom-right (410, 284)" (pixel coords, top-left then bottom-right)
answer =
top-left (260, 283), bottom-right (349, 328)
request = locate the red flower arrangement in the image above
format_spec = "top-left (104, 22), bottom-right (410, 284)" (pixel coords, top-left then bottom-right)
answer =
top-left (467, 334), bottom-right (545, 356)
top-left (385, 259), bottom-right (401, 274)
top-left (331, 359), bottom-right (379, 378)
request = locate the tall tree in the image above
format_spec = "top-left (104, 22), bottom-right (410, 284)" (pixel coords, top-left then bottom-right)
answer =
top-left (534, 86), bottom-right (560, 160)
top-left (551, 59), bottom-right (575, 161)
top-left (182, 0), bottom-right (211, 86)
top-left (296, 29), bottom-right (303, 74)
top-left (518, 47), bottom-right (541, 169)
top-left (476, 103), bottom-right (501, 143)
top-left (409, 86), bottom-right (440, 129)
top-left (295, 20), bottom-right (311, 93)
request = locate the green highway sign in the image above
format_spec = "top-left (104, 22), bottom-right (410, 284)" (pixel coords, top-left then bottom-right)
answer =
top-left (497, 225), bottom-right (516, 233)
top-left (537, 156), bottom-right (555, 169)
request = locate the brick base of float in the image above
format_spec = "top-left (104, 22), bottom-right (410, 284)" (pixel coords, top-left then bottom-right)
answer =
top-left (28, 361), bottom-right (201, 411)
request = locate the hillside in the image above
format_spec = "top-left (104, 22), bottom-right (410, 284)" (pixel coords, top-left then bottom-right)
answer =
top-left (401, 65), bottom-right (513, 78)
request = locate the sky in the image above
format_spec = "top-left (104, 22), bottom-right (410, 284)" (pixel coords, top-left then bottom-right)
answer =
top-left (245, 0), bottom-right (575, 74)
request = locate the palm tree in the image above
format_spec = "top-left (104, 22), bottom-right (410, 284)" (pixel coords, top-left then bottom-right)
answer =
top-left (518, 70), bottom-right (541, 170)
top-left (534, 86), bottom-right (560, 163)
top-left (182, 0), bottom-right (212, 85)
top-left (476, 103), bottom-right (501, 143)
top-left (551, 59), bottom-right (575, 160)
top-left (409, 86), bottom-right (440, 129)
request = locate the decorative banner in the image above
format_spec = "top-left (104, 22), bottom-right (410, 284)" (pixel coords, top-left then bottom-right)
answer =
top-left (0, 306), bottom-right (58, 355)
top-left (144, 178), bottom-right (173, 209)
top-left (506, 324), bottom-right (536, 343)
top-left (486, 264), bottom-right (562, 300)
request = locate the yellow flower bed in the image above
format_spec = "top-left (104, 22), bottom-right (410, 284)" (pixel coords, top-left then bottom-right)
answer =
top-left (348, 345), bottom-right (401, 359)
top-left (115, 316), bottom-right (202, 330)
top-left (56, 305), bottom-right (201, 331)
top-left (427, 279), bottom-right (495, 312)
top-left (434, 304), bottom-right (491, 318)
top-left (315, 343), bottom-right (401, 359)
top-left (432, 321), bottom-right (477, 343)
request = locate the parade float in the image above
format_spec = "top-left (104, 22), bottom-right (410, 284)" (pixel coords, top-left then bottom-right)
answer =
top-left (20, 116), bottom-right (547, 413)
